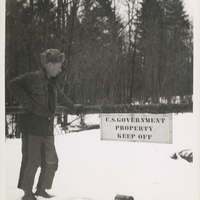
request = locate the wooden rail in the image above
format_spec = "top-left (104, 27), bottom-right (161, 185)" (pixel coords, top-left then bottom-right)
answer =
top-left (6, 103), bottom-right (193, 115)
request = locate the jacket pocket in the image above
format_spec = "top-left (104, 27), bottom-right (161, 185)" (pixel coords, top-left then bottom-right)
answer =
top-left (32, 86), bottom-right (45, 95)
top-left (32, 86), bottom-right (46, 105)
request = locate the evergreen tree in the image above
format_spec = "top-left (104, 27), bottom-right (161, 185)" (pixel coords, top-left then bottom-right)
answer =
top-left (162, 0), bottom-right (191, 100)
top-left (67, 0), bottom-right (124, 104)
top-left (137, 0), bottom-right (165, 103)
top-left (135, 0), bottom-right (192, 103)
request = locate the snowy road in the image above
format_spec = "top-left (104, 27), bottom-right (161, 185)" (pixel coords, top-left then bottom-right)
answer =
top-left (5, 113), bottom-right (199, 200)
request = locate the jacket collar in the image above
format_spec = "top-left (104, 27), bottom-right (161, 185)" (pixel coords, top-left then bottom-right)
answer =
top-left (39, 67), bottom-right (47, 79)
top-left (39, 67), bottom-right (59, 82)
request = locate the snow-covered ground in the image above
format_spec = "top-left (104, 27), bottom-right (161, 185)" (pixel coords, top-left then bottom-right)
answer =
top-left (4, 113), bottom-right (199, 200)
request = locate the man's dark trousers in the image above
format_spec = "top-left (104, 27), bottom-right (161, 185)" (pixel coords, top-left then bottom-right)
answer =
top-left (18, 134), bottom-right (58, 191)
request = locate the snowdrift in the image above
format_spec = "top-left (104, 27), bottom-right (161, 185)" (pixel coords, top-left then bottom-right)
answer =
top-left (5, 113), bottom-right (198, 200)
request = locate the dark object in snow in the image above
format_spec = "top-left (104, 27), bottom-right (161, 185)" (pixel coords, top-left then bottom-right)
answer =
top-left (178, 149), bottom-right (193, 163)
top-left (115, 194), bottom-right (134, 200)
top-left (171, 149), bottom-right (193, 163)
top-left (171, 153), bottom-right (178, 160)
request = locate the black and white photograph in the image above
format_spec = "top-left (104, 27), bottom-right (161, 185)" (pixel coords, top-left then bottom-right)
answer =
top-left (1, 0), bottom-right (200, 200)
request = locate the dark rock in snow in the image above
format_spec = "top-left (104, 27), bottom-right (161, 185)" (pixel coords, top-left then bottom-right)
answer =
top-left (171, 149), bottom-right (193, 163)
top-left (171, 153), bottom-right (178, 160)
top-left (178, 149), bottom-right (193, 163)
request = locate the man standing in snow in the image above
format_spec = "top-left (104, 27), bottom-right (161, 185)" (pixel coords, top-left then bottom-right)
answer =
top-left (8, 49), bottom-right (81, 200)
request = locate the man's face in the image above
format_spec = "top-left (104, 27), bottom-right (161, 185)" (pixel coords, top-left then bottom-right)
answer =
top-left (46, 62), bottom-right (62, 77)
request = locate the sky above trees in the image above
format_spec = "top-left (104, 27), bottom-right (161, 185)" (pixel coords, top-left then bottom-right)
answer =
top-left (184, 0), bottom-right (193, 17)
top-left (116, 0), bottom-right (193, 21)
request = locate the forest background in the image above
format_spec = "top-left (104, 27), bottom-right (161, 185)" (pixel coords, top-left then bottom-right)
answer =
top-left (5, 0), bottom-right (193, 107)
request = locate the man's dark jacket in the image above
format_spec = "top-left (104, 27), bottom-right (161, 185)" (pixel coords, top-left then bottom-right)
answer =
top-left (8, 68), bottom-right (75, 136)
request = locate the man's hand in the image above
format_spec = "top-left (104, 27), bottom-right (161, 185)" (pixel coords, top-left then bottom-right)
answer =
top-left (74, 104), bottom-right (84, 115)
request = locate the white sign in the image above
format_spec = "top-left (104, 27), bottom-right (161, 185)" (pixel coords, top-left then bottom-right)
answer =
top-left (100, 113), bottom-right (172, 143)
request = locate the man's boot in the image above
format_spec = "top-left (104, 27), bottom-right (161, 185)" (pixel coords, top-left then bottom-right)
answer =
top-left (22, 190), bottom-right (37, 200)
top-left (34, 188), bottom-right (54, 198)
